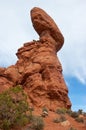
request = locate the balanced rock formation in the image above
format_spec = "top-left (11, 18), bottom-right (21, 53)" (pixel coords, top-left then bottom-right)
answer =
top-left (0, 7), bottom-right (71, 110)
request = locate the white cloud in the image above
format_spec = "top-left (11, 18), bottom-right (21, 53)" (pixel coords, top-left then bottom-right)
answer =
top-left (57, 1), bottom-right (86, 85)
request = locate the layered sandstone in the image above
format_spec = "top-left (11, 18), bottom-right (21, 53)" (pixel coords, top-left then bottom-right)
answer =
top-left (0, 7), bottom-right (71, 110)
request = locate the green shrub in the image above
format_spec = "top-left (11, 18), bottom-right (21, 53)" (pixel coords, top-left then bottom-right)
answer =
top-left (31, 116), bottom-right (44, 130)
top-left (27, 106), bottom-right (34, 122)
top-left (71, 111), bottom-right (79, 118)
top-left (1, 119), bottom-right (11, 130)
top-left (0, 85), bottom-right (29, 130)
top-left (55, 108), bottom-right (67, 114)
top-left (75, 117), bottom-right (84, 123)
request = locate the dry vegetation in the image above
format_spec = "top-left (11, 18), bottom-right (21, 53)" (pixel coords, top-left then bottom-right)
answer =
top-left (0, 86), bottom-right (86, 130)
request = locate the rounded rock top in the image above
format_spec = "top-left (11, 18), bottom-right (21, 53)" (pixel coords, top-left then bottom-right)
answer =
top-left (31, 7), bottom-right (64, 51)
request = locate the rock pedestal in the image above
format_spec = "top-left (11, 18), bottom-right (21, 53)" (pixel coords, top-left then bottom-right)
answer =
top-left (0, 7), bottom-right (71, 110)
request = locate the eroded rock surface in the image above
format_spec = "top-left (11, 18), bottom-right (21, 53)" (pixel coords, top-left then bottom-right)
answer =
top-left (31, 7), bottom-right (64, 52)
top-left (0, 7), bottom-right (71, 110)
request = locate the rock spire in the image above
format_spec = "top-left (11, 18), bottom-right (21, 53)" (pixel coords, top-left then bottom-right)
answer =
top-left (0, 7), bottom-right (71, 110)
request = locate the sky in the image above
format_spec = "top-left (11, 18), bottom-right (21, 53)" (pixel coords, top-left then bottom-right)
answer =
top-left (0, 0), bottom-right (86, 112)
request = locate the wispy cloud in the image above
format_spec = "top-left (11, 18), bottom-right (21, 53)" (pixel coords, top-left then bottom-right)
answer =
top-left (57, 1), bottom-right (86, 85)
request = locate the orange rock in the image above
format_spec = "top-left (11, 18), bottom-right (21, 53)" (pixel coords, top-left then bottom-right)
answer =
top-left (31, 7), bottom-right (64, 52)
top-left (0, 7), bottom-right (71, 110)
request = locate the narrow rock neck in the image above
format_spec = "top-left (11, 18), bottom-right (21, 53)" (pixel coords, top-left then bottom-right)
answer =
top-left (40, 30), bottom-right (62, 52)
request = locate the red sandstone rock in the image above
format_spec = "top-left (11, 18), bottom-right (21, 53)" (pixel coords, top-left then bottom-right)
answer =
top-left (0, 7), bottom-right (71, 110)
top-left (4, 65), bottom-right (20, 84)
top-left (16, 40), bottom-right (71, 110)
top-left (31, 7), bottom-right (64, 52)
top-left (0, 77), bottom-right (13, 93)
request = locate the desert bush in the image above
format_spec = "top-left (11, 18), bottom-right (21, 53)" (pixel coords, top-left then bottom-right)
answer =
top-left (53, 115), bottom-right (66, 123)
top-left (66, 109), bottom-right (72, 115)
top-left (68, 127), bottom-right (77, 130)
top-left (77, 109), bottom-right (83, 115)
top-left (75, 117), bottom-right (84, 123)
top-left (42, 107), bottom-right (48, 113)
top-left (55, 108), bottom-right (67, 114)
top-left (30, 116), bottom-right (44, 130)
top-left (41, 107), bottom-right (48, 117)
top-left (59, 115), bottom-right (67, 122)
top-left (71, 111), bottom-right (79, 118)
top-left (27, 106), bottom-right (34, 122)
top-left (0, 85), bottom-right (29, 130)
top-left (53, 118), bottom-right (60, 123)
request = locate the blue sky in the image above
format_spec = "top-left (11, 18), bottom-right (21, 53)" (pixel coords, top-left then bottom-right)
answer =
top-left (0, 0), bottom-right (86, 112)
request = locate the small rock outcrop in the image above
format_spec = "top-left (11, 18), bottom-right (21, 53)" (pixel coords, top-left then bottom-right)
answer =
top-left (0, 7), bottom-right (71, 110)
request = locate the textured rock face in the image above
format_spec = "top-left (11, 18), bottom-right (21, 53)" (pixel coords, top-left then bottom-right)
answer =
top-left (31, 7), bottom-right (64, 52)
top-left (0, 7), bottom-right (71, 110)
top-left (16, 41), bottom-right (71, 110)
